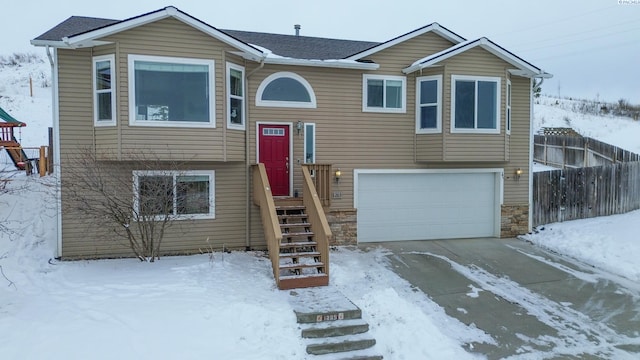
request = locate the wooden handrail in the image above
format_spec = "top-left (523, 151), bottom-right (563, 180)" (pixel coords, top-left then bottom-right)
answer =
top-left (302, 164), bottom-right (332, 207)
top-left (302, 166), bottom-right (332, 281)
top-left (252, 164), bottom-right (283, 287)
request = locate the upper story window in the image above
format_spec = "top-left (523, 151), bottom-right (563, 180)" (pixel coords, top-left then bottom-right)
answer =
top-left (128, 55), bottom-right (215, 128)
top-left (363, 74), bottom-right (406, 113)
top-left (451, 75), bottom-right (501, 134)
top-left (506, 79), bottom-right (512, 135)
top-left (93, 54), bottom-right (116, 126)
top-left (451, 75), bottom-right (500, 134)
top-left (133, 170), bottom-right (215, 220)
top-left (416, 75), bottom-right (442, 133)
top-left (256, 72), bottom-right (316, 108)
top-left (227, 63), bottom-right (245, 130)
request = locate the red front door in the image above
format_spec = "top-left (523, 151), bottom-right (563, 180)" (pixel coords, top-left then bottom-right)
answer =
top-left (258, 124), bottom-right (290, 196)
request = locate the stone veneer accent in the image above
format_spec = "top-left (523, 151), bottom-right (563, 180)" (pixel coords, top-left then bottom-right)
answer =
top-left (325, 209), bottom-right (358, 246)
top-left (501, 204), bottom-right (530, 237)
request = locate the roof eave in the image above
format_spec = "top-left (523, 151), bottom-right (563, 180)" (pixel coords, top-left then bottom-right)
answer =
top-left (263, 57), bottom-right (380, 70)
top-left (62, 6), bottom-right (264, 58)
top-left (30, 39), bottom-right (69, 48)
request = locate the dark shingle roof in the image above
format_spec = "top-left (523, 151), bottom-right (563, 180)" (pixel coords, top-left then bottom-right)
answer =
top-left (33, 16), bottom-right (379, 60)
top-left (34, 16), bottom-right (119, 42)
top-left (220, 29), bottom-right (379, 60)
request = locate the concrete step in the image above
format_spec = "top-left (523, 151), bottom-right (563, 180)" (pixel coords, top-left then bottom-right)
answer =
top-left (306, 333), bottom-right (376, 355)
top-left (307, 348), bottom-right (383, 360)
top-left (301, 319), bottom-right (369, 338)
top-left (295, 307), bottom-right (362, 324)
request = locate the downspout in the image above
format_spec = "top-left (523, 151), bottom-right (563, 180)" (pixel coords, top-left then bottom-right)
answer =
top-left (528, 76), bottom-right (535, 233)
top-left (244, 56), bottom-right (266, 250)
top-left (46, 45), bottom-right (63, 259)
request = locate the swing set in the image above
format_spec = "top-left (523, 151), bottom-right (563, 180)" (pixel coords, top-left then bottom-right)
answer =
top-left (0, 106), bottom-right (52, 176)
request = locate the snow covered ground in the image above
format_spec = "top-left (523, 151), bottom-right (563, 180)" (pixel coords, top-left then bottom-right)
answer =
top-left (1, 55), bottom-right (640, 359)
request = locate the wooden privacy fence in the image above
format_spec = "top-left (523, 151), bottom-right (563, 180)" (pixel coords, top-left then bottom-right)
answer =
top-left (534, 134), bottom-right (640, 169)
top-left (533, 134), bottom-right (640, 226)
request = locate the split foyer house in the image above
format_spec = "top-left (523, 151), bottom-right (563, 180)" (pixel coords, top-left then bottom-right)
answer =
top-left (32, 6), bottom-right (550, 289)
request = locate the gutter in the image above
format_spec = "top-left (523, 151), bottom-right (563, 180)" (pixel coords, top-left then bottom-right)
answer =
top-left (45, 45), bottom-right (63, 259)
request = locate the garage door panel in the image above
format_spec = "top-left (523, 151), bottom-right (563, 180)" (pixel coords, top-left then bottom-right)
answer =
top-left (357, 171), bottom-right (498, 242)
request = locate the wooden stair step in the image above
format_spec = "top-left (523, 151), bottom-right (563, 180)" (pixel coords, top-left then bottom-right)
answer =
top-left (279, 262), bottom-right (325, 271)
top-left (279, 273), bottom-right (329, 290)
top-left (280, 222), bottom-right (311, 228)
top-left (280, 241), bottom-right (318, 248)
top-left (279, 251), bottom-right (321, 258)
top-left (283, 231), bottom-right (314, 237)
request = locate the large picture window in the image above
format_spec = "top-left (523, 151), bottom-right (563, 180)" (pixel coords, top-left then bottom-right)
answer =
top-left (133, 170), bottom-right (215, 220)
top-left (93, 54), bottom-right (116, 126)
top-left (227, 63), bottom-right (245, 130)
top-left (363, 75), bottom-right (406, 113)
top-left (451, 75), bottom-right (501, 133)
top-left (416, 75), bottom-right (442, 133)
top-left (128, 55), bottom-right (215, 127)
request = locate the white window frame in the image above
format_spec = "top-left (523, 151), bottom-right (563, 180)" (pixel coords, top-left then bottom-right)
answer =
top-left (226, 62), bottom-right (245, 130)
top-left (128, 54), bottom-right (216, 128)
top-left (362, 74), bottom-right (406, 113)
top-left (93, 54), bottom-right (116, 127)
top-left (415, 75), bottom-right (442, 134)
top-left (256, 72), bottom-right (317, 108)
top-left (506, 79), bottom-right (512, 135)
top-left (132, 170), bottom-right (215, 220)
top-left (450, 75), bottom-right (501, 134)
top-left (304, 123), bottom-right (316, 164)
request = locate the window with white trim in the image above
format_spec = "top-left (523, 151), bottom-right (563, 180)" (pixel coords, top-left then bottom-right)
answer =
top-left (256, 72), bottom-right (316, 108)
top-left (93, 54), bottom-right (116, 126)
top-left (451, 75), bottom-right (501, 134)
top-left (363, 74), bottom-right (406, 113)
top-left (133, 170), bottom-right (215, 220)
top-left (227, 63), bottom-right (245, 130)
top-left (304, 123), bottom-right (315, 164)
top-left (506, 79), bottom-right (511, 135)
top-left (416, 75), bottom-right (442, 133)
top-left (128, 55), bottom-right (215, 127)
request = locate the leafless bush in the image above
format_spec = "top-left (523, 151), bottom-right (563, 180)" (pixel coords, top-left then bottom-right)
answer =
top-left (63, 148), bottom-right (197, 262)
top-left (0, 53), bottom-right (43, 66)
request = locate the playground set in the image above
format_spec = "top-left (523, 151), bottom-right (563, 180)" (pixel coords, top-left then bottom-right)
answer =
top-left (0, 106), bottom-right (52, 176)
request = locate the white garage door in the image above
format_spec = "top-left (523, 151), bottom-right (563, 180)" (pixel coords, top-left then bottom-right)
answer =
top-left (356, 170), bottom-right (500, 242)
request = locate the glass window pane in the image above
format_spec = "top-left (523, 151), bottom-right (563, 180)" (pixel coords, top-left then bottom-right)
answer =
top-left (420, 80), bottom-right (437, 104)
top-left (134, 61), bottom-right (209, 122)
top-left (230, 97), bottom-right (242, 125)
top-left (262, 77), bottom-right (311, 102)
top-left (97, 93), bottom-right (112, 121)
top-left (230, 69), bottom-right (243, 96)
top-left (176, 176), bottom-right (210, 215)
top-left (385, 80), bottom-right (402, 108)
top-left (455, 80), bottom-right (475, 128)
top-left (420, 105), bottom-right (437, 129)
top-left (95, 60), bottom-right (111, 90)
top-left (507, 83), bottom-right (511, 106)
top-left (304, 124), bottom-right (314, 164)
top-left (139, 176), bottom-right (173, 216)
top-left (367, 79), bottom-right (383, 107)
top-left (478, 81), bottom-right (497, 129)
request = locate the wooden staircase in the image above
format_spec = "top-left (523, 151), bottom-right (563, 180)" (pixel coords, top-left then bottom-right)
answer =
top-left (276, 199), bottom-right (329, 290)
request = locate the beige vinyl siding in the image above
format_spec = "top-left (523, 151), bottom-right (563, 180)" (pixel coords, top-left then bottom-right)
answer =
top-left (60, 162), bottom-right (249, 259)
top-left (363, 32), bottom-right (455, 73)
top-left (506, 75), bottom-right (532, 204)
top-left (440, 47), bottom-right (511, 162)
top-left (97, 18), bottom-right (244, 161)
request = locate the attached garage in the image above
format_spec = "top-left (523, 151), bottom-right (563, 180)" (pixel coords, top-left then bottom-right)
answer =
top-left (355, 169), bottom-right (503, 242)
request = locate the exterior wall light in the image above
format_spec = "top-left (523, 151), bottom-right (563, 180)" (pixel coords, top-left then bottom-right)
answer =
top-left (296, 120), bottom-right (303, 135)
top-left (335, 168), bottom-right (341, 183)
top-left (515, 168), bottom-right (523, 180)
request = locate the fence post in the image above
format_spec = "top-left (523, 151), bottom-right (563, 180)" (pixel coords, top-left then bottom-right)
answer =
top-left (39, 146), bottom-right (46, 177)
top-left (584, 137), bottom-right (589, 167)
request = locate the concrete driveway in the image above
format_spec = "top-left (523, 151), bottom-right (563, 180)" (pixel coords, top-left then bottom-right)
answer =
top-left (377, 238), bottom-right (640, 359)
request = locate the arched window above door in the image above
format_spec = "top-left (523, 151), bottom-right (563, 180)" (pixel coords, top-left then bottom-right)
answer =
top-left (256, 72), bottom-right (317, 108)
